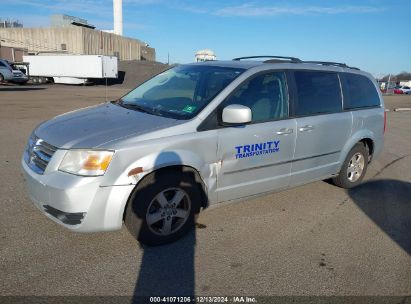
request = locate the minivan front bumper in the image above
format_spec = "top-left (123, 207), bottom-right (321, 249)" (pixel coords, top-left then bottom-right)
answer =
top-left (21, 157), bottom-right (135, 232)
top-left (11, 75), bottom-right (29, 83)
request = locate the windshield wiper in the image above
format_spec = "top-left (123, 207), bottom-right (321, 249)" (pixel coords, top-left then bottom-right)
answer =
top-left (119, 102), bottom-right (159, 116)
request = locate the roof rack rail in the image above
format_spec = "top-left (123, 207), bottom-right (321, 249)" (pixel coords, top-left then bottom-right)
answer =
top-left (303, 61), bottom-right (360, 70)
top-left (232, 56), bottom-right (302, 63)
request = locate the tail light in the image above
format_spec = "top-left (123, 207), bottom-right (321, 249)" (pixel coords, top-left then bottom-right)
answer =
top-left (383, 111), bottom-right (386, 134)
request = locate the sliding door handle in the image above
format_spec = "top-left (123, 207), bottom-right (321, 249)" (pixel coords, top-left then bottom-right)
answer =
top-left (276, 128), bottom-right (294, 135)
top-left (299, 125), bottom-right (314, 132)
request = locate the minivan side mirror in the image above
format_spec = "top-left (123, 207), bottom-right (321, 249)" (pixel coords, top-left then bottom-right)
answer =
top-left (222, 104), bottom-right (252, 125)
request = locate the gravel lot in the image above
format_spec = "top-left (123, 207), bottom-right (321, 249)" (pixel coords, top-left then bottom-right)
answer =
top-left (0, 84), bottom-right (410, 300)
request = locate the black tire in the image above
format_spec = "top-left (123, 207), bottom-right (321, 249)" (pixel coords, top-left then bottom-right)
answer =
top-left (124, 170), bottom-right (201, 246)
top-left (332, 142), bottom-right (368, 189)
top-left (0, 73), bottom-right (4, 82)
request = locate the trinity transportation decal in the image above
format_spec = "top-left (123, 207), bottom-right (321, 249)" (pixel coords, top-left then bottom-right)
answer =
top-left (235, 140), bottom-right (280, 159)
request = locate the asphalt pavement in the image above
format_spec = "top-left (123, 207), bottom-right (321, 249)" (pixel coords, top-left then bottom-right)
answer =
top-left (0, 84), bottom-right (410, 300)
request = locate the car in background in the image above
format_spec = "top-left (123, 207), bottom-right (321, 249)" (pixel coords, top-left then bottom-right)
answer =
top-left (0, 59), bottom-right (29, 84)
top-left (9, 69), bottom-right (29, 84)
top-left (394, 85), bottom-right (411, 94)
top-left (400, 86), bottom-right (411, 94)
top-left (0, 59), bottom-right (14, 82)
top-left (393, 85), bottom-right (402, 94)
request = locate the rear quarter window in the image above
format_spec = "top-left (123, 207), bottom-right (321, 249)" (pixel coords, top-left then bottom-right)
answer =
top-left (293, 71), bottom-right (342, 116)
top-left (342, 73), bottom-right (380, 109)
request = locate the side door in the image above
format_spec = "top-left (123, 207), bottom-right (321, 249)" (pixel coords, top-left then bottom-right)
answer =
top-left (289, 70), bottom-right (352, 186)
top-left (215, 71), bottom-right (297, 202)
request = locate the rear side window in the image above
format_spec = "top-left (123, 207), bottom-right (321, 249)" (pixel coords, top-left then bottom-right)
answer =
top-left (342, 73), bottom-right (380, 109)
top-left (293, 71), bottom-right (342, 116)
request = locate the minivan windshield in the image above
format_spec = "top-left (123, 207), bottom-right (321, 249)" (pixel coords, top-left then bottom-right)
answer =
top-left (119, 65), bottom-right (244, 119)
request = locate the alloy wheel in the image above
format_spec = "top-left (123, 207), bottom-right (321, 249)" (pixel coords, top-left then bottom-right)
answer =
top-left (145, 188), bottom-right (191, 236)
top-left (347, 152), bottom-right (365, 182)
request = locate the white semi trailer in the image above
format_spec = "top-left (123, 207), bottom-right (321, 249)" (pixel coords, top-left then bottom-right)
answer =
top-left (23, 55), bottom-right (118, 85)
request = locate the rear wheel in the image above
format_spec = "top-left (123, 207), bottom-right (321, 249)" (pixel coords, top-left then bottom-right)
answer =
top-left (0, 73), bottom-right (4, 82)
top-left (124, 170), bottom-right (201, 246)
top-left (332, 143), bottom-right (368, 189)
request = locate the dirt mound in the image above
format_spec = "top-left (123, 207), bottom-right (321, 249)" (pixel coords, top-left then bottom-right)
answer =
top-left (114, 60), bottom-right (170, 89)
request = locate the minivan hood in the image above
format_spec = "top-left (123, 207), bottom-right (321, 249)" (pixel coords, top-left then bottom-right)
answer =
top-left (35, 103), bottom-right (181, 149)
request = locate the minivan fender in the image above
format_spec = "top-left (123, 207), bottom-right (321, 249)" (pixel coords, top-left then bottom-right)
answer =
top-left (338, 130), bottom-right (376, 168)
top-left (110, 149), bottom-right (216, 197)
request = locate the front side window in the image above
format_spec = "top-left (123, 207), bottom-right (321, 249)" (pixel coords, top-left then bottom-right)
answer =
top-left (342, 73), bottom-right (380, 109)
top-left (293, 71), bottom-right (342, 116)
top-left (222, 71), bottom-right (289, 123)
top-left (120, 65), bottom-right (244, 119)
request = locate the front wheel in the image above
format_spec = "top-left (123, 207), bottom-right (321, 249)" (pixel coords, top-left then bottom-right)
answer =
top-left (124, 170), bottom-right (201, 246)
top-left (0, 73), bottom-right (4, 83)
top-left (332, 143), bottom-right (368, 189)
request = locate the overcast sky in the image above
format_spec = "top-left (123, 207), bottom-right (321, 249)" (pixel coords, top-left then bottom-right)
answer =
top-left (2, 0), bottom-right (411, 75)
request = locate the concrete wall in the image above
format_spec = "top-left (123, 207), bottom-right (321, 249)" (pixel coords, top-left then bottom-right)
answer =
top-left (0, 27), bottom-right (155, 61)
top-left (0, 27), bottom-right (83, 53)
top-left (81, 27), bottom-right (142, 60)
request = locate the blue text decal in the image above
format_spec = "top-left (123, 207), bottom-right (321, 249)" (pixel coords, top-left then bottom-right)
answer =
top-left (235, 140), bottom-right (280, 159)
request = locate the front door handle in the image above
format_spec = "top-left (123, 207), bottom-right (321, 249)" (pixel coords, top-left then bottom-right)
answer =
top-left (299, 125), bottom-right (314, 132)
top-left (276, 128), bottom-right (294, 135)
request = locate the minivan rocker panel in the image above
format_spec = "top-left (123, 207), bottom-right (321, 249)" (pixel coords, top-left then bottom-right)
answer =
top-left (22, 57), bottom-right (385, 245)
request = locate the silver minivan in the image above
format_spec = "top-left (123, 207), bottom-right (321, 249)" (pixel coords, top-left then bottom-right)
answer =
top-left (22, 56), bottom-right (385, 245)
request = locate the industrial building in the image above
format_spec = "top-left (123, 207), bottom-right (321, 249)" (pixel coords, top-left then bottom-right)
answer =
top-left (50, 14), bottom-right (95, 29)
top-left (0, 1), bottom-right (155, 62)
top-left (0, 26), bottom-right (155, 61)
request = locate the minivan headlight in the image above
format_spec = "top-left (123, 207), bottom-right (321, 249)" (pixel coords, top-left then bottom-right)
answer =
top-left (59, 150), bottom-right (114, 176)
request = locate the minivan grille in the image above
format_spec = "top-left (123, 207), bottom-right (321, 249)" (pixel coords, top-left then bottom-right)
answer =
top-left (24, 134), bottom-right (57, 174)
